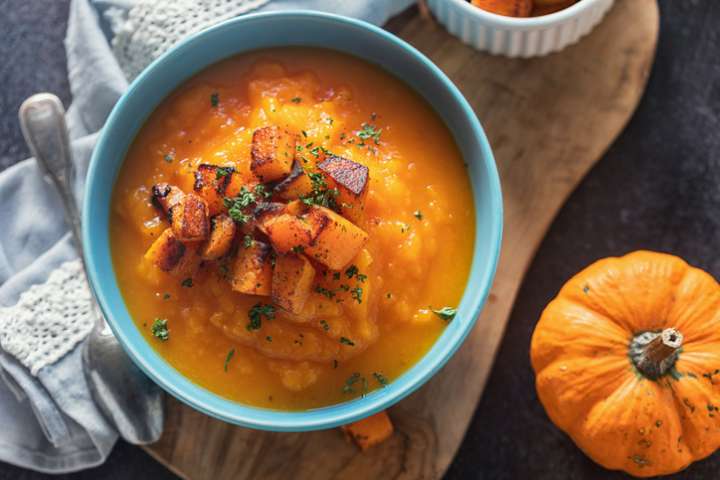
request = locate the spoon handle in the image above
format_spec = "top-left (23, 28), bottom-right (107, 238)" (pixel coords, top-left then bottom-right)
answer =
top-left (18, 93), bottom-right (83, 251)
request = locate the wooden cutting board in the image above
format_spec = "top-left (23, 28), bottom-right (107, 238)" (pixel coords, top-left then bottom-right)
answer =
top-left (143, 1), bottom-right (659, 478)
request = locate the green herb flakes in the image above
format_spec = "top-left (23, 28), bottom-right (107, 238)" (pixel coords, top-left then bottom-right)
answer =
top-left (432, 306), bottom-right (457, 322)
top-left (373, 372), bottom-right (389, 387)
top-left (340, 336), bottom-right (355, 346)
top-left (414, 210), bottom-right (423, 220)
top-left (224, 348), bottom-right (235, 372)
top-left (210, 92), bottom-right (219, 107)
top-left (291, 97), bottom-right (302, 103)
top-left (151, 318), bottom-right (169, 341)
top-left (181, 278), bottom-right (193, 288)
top-left (247, 303), bottom-right (275, 331)
top-left (243, 234), bottom-right (254, 249)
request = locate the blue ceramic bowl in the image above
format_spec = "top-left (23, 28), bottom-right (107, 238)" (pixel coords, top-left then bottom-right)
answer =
top-left (83, 11), bottom-right (503, 431)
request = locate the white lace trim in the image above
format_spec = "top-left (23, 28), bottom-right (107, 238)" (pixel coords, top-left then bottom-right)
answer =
top-left (0, 261), bottom-right (95, 376)
top-left (109, 0), bottom-right (271, 81)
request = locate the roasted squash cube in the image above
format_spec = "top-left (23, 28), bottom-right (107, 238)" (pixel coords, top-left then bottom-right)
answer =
top-left (171, 193), bottom-right (210, 242)
top-left (273, 161), bottom-right (313, 200)
top-left (151, 183), bottom-right (185, 220)
top-left (341, 411), bottom-right (393, 450)
top-left (262, 213), bottom-right (316, 254)
top-left (304, 206), bottom-right (368, 270)
top-left (193, 164), bottom-right (236, 215)
top-left (144, 228), bottom-right (186, 271)
top-left (231, 240), bottom-right (273, 296)
top-left (272, 253), bottom-right (316, 314)
top-left (251, 126), bottom-right (296, 182)
top-left (317, 155), bottom-right (369, 223)
top-left (200, 214), bottom-right (236, 260)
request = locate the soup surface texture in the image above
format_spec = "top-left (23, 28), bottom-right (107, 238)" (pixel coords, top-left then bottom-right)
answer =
top-left (111, 48), bottom-right (475, 410)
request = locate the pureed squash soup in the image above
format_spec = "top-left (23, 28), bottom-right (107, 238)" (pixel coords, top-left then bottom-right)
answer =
top-left (111, 47), bottom-right (475, 410)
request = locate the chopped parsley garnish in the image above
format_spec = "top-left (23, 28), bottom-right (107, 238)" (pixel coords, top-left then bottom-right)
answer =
top-left (254, 184), bottom-right (271, 199)
top-left (164, 154), bottom-right (174, 163)
top-left (315, 285), bottom-right (335, 299)
top-left (332, 272), bottom-right (341, 280)
top-left (210, 92), bottom-right (219, 107)
top-left (345, 265), bottom-right (359, 278)
top-left (432, 306), bottom-right (457, 322)
top-left (320, 319), bottom-right (330, 331)
top-left (373, 372), bottom-right (389, 386)
top-left (302, 130), bottom-right (308, 138)
top-left (350, 286), bottom-right (363, 304)
top-left (163, 293), bottom-right (171, 300)
top-left (224, 186), bottom-right (261, 224)
top-left (291, 97), bottom-right (302, 103)
top-left (292, 245), bottom-right (305, 254)
top-left (247, 303), bottom-right (275, 331)
top-left (151, 318), bottom-right (169, 341)
top-left (357, 123), bottom-right (382, 146)
top-left (215, 167), bottom-right (232, 179)
top-left (224, 348), bottom-right (235, 372)
top-left (243, 234), bottom-right (254, 249)
top-left (266, 336), bottom-right (272, 342)
top-left (414, 210), bottom-right (423, 220)
top-left (340, 336), bottom-right (355, 346)
top-left (218, 263), bottom-right (230, 278)
top-left (300, 172), bottom-right (338, 209)
top-left (342, 372), bottom-right (362, 394)
top-left (181, 278), bottom-right (193, 288)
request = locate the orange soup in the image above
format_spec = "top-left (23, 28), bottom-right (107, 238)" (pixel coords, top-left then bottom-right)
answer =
top-left (110, 48), bottom-right (475, 410)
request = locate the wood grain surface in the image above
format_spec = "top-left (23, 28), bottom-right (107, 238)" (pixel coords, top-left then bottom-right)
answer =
top-left (143, 1), bottom-right (659, 478)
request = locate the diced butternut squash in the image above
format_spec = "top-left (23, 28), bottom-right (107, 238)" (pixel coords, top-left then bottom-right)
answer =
top-left (171, 193), bottom-right (210, 242)
top-left (143, 228), bottom-right (202, 278)
top-left (251, 126), bottom-right (296, 182)
top-left (200, 214), bottom-right (236, 260)
top-left (273, 161), bottom-right (313, 200)
top-left (144, 228), bottom-right (186, 271)
top-left (318, 155), bottom-right (369, 223)
top-left (151, 183), bottom-right (184, 219)
top-left (341, 411), bottom-right (394, 450)
top-left (193, 164), bottom-right (236, 215)
top-left (304, 206), bottom-right (368, 270)
top-left (272, 254), bottom-right (315, 314)
top-left (261, 213), bottom-right (317, 254)
top-left (231, 241), bottom-right (273, 295)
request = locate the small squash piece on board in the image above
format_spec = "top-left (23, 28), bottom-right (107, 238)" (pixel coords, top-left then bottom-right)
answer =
top-left (272, 253), bottom-right (315, 314)
top-left (341, 411), bottom-right (394, 451)
top-left (304, 206), bottom-right (369, 270)
top-left (193, 164), bottom-right (236, 216)
top-left (274, 161), bottom-right (313, 200)
top-left (530, 250), bottom-right (720, 477)
top-left (151, 183), bottom-right (185, 219)
top-left (171, 193), bottom-right (210, 242)
top-left (317, 155), bottom-right (369, 223)
top-left (231, 240), bottom-right (273, 296)
top-left (471, 0), bottom-right (532, 17)
top-left (200, 214), bottom-right (236, 260)
top-left (251, 126), bottom-right (296, 182)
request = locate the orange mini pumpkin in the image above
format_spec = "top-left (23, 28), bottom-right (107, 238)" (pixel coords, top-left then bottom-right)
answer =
top-left (531, 251), bottom-right (720, 477)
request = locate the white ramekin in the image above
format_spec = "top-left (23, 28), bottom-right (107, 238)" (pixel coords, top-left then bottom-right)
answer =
top-left (427, 0), bottom-right (615, 57)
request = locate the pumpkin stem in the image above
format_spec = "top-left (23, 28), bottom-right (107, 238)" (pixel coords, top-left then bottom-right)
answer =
top-left (629, 328), bottom-right (684, 380)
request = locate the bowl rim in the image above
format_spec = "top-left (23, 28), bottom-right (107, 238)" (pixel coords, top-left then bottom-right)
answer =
top-left (83, 9), bottom-right (503, 431)
top-left (445, 0), bottom-right (606, 27)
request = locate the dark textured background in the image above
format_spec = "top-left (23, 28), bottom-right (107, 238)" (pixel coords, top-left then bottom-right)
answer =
top-left (1, 0), bottom-right (719, 478)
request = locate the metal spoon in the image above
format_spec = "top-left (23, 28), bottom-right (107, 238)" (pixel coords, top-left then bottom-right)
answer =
top-left (19, 93), bottom-right (163, 445)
